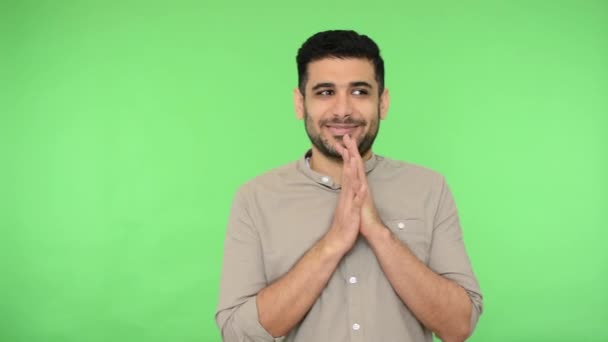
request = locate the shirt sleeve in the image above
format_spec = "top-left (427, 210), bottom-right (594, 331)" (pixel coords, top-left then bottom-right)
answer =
top-left (428, 177), bottom-right (484, 335)
top-left (215, 186), bottom-right (275, 342)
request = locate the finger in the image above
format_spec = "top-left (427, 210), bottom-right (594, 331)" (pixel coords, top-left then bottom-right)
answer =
top-left (343, 135), bottom-right (367, 190)
top-left (353, 182), bottom-right (367, 208)
top-left (335, 140), bottom-right (347, 160)
top-left (344, 135), bottom-right (364, 174)
top-left (340, 149), bottom-right (353, 194)
top-left (355, 151), bottom-right (366, 189)
top-left (342, 164), bottom-right (357, 209)
top-left (343, 134), bottom-right (359, 158)
top-left (345, 154), bottom-right (363, 204)
top-left (349, 152), bottom-right (360, 185)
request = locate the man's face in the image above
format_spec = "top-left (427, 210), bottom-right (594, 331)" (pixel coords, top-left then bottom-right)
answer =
top-left (295, 57), bottom-right (389, 161)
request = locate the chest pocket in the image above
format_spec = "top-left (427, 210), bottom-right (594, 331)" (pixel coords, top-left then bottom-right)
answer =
top-left (385, 219), bottom-right (431, 264)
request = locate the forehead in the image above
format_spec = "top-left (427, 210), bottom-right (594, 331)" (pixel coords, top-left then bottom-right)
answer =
top-left (306, 58), bottom-right (376, 87)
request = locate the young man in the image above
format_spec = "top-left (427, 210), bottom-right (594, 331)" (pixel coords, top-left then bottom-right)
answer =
top-left (216, 30), bottom-right (483, 342)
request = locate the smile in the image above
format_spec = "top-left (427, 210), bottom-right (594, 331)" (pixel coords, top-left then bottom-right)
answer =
top-left (324, 124), bottom-right (360, 136)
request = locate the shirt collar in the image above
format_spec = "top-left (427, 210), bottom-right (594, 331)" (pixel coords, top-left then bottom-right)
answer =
top-left (297, 149), bottom-right (380, 190)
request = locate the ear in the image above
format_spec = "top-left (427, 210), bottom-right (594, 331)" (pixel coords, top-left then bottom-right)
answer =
top-left (379, 88), bottom-right (390, 120)
top-left (294, 88), bottom-right (305, 120)
top-left (293, 88), bottom-right (304, 120)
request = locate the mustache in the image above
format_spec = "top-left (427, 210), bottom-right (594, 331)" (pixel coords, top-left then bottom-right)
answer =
top-left (319, 117), bottom-right (367, 126)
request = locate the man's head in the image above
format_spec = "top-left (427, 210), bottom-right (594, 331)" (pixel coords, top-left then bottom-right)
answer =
top-left (296, 30), bottom-right (385, 96)
top-left (294, 30), bottom-right (389, 161)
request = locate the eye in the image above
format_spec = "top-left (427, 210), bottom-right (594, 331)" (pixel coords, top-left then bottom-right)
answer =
top-left (316, 89), bottom-right (334, 96)
top-left (352, 89), bottom-right (369, 96)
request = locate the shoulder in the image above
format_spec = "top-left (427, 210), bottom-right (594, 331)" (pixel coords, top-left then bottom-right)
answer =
top-left (374, 155), bottom-right (446, 187)
top-left (234, 160), bottom-right (301, 199)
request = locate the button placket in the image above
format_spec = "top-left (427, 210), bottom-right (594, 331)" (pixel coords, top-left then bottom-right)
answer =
top-left (342, 242), bottom-right (364, 341)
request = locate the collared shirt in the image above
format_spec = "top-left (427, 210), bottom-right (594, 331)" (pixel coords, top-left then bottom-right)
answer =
top-left (216, 151), bottom-right (483, 342)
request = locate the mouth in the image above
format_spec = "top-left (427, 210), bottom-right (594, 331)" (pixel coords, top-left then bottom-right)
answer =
top-left (324, 124), bottom-right (360, 136)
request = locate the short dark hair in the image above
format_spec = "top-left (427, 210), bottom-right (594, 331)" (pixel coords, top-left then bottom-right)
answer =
top-left (296, 30), bottom-right (385, 96)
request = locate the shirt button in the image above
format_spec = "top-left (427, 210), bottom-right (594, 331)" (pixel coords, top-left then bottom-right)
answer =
top-left (349, 276), bottom-right (357, 284)
top-left (352, 323), bottom-right (360, 331)
top-left (321, 176), bottom-right (330, 183)
top-left (397, 222), bottom-right (405, 229)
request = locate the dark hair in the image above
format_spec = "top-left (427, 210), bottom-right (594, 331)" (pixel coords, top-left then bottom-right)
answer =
top-left (296, 30), bottom-right (385, 96)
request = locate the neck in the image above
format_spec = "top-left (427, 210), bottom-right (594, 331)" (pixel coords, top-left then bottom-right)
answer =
top-left (309, 146), bottom-right (372, 185)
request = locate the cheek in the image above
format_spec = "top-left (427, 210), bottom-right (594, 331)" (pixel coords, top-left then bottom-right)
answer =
top-left (305, 114), bottom-right (326, 131)
top-left (359, 101), bottom-right (379, 113)
top-left (305, 98), bottom-right (333, 114)
top-left (306, 108), bottom-right (327, 121)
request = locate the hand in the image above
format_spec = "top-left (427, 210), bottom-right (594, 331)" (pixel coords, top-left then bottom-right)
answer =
top-left (324, 137), bottom-right (367, 255)
top-left (340, 135), bottom-right (384, 238)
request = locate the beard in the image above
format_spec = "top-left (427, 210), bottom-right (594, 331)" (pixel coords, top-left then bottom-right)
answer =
top-left (304, 107), bottom-right (381, 161)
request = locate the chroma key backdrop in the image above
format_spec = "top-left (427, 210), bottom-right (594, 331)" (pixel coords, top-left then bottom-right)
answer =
top-left (2, 1), bottom-right (607, 341)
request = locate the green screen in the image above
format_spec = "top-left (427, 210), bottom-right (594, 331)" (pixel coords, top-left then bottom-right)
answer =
top-left (2, 1), bottom-right (607, 341)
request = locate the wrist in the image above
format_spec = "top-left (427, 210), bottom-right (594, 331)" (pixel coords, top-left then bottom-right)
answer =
top-left (361, 222), bottom-right (391, 244)
top-left (320, 229), bottom-right (352, 259)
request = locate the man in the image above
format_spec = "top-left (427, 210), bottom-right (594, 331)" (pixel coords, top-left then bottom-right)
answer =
top-left (216, 30), bottom-right (482, 342)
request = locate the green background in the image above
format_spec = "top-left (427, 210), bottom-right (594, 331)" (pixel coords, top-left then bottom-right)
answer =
top-left (2, 1), bottom-right (607, 341)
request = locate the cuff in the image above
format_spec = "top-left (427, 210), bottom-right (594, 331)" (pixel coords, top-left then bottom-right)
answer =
top-left (233, 296), bottom-right (276, 341)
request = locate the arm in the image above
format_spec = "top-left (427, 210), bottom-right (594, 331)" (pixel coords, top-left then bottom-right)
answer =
top-left (257, 147), bottom-right (366, 337)
top-left (363, 224), bottom-right (472, 342)
top-left (340, 135), bottom-right (481, 342)
top-left (256, 232), bottom-right (344, 337)
top-left (215, 186), bottom-right (275, 342)
top-left (216, 147), bottom-right (366, 340)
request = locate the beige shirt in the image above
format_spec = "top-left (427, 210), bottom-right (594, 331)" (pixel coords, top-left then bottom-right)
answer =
top-left (216, 151), bottom-right (483, 341)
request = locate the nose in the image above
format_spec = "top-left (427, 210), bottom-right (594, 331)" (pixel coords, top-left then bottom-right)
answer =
top-left (332, 91), bottom-right (353, 118)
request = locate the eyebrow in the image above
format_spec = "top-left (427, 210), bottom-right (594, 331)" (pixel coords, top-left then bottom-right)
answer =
top-left (350, 81), bottom-right (373, 89)
top-left (311, 81), bottom-right (373, 91)
top-left (311, 82), bottom-right (335, 91)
